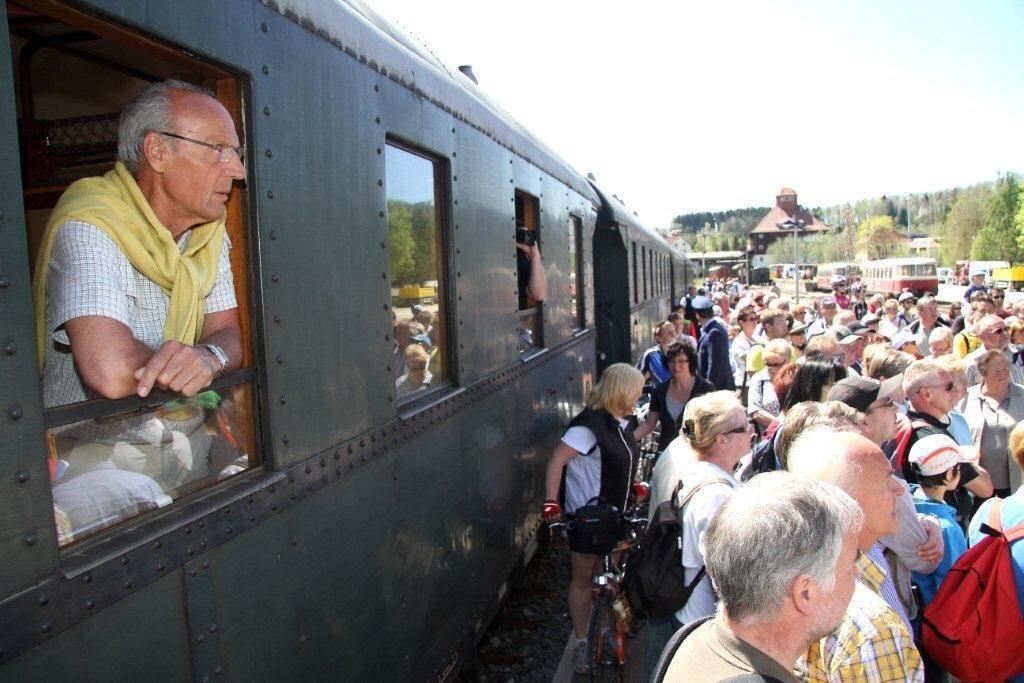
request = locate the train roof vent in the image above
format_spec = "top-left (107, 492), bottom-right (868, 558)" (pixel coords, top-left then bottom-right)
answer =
top-left (457, 65), bottom-right (478, 84)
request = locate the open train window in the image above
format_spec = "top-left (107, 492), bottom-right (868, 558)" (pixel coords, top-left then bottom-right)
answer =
top-left (384, 141), bottom-right (450, 402)
top-left (515, 189), bottom-right (543, 351)
top-left (569, 214), bottom-right (585, 330)
top-left (7, 0), bottom-right (259, 547)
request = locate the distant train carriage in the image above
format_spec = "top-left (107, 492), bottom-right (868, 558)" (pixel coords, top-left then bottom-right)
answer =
top-left (861, 257), bottom-right (938, 297)
top-left (813, 262), bottom-right (861, 292)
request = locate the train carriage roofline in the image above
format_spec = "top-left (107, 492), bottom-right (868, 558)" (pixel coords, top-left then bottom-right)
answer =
top-left (588, 179), bottom-right (686, 256)
top-left (267, 0), bottom-right (599, 202)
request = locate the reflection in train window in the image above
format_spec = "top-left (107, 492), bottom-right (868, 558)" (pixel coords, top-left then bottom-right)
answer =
top-left (9, 2), bottom-right (261, 547)
top-left (385, 143), bottom-right (449, 399)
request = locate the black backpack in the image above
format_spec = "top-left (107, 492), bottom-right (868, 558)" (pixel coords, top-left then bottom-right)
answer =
top-left (623, 477), bottom-right (729, 620)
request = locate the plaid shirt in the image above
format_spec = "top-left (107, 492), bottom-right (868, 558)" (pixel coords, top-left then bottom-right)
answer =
top-left (42, 220), bottom-right (236, 443)
top-left (804, 551), bottom-right (923, 682)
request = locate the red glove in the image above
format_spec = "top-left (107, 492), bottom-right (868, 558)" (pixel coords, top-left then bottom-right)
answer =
top-left (632, 482), bottom-right (650, 503)
top-left (542, 500), bottom-right (563, 522)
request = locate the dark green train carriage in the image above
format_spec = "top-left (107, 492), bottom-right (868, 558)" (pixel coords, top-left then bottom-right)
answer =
top-left (0, 1), bottom-right (691, 679)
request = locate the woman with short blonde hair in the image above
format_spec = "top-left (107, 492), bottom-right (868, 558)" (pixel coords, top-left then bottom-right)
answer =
top-left (541, 363), bottom-right (645, 671)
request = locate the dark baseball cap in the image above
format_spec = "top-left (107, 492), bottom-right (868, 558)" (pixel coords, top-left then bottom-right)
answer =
top-left (826, 374), bottom-right (903, 413)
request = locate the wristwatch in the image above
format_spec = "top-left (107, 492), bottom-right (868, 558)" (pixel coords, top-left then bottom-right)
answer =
top-left (200, 343), bottom-right (229, 379)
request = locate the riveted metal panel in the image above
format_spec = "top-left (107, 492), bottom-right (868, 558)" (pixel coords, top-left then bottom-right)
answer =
top-left (252, 5), bottom-right (393, 466)
top-left (0, 572), bottom-right (190, 682)
top-left (450, 133), bottom-right (518, 381)
top-left (183, 556), bottom-right (224, 681)
top-left (0, 3), bottom-right (60, 595)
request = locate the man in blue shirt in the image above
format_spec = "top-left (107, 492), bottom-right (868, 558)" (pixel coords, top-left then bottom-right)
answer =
top-left (693, 296), bottom-right (735, 391)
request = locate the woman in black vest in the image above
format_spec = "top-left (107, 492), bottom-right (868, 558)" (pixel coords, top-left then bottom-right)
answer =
top-left (540, 363), bottom-right (644, 674)
top-left (634, 340), bottom-right (714, 453)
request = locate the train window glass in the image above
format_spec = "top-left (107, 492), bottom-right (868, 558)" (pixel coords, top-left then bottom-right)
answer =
top-left (385, 143), bottom-right (450, 397)
top-left (514, 189), bottom-right (543, 350)
top-left (569, 214), bottom-right (585, 329)
top-left (641, 245), bottom-right (648, 300)
top-left (8, 2), bottom-right (260, 547)
top-left (631, 242), bottom-right (638, 305)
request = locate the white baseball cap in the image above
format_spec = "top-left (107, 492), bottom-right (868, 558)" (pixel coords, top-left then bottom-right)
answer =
top-left (909, 434), bottom-right (971, 476)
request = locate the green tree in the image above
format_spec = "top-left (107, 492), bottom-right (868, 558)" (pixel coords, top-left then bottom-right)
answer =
top-left (941, 184), bottom-right (991, 264)
top-left (856, 216), bottom-right (903, 259)
top-left (973, 174), bottom-right (1022, 263)
top-left (387, 200), bottom-right (417, 285)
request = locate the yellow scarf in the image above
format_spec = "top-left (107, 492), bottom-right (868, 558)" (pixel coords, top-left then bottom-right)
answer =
top-left (33, 162), bottom-right (225, 370)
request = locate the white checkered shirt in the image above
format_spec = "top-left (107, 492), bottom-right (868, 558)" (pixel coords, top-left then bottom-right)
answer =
top-left (42, 220), bottom-right (236, 440)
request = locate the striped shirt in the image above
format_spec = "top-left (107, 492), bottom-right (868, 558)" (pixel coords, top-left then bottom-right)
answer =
top-left (804, 551), bottom-right (923, 682)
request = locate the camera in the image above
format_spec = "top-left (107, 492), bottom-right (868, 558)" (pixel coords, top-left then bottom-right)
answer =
top-left (516, 227), bottom-right (537, 247)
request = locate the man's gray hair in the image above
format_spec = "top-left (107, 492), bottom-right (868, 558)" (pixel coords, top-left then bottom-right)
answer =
top-left (117, 79), bottom-right (213, 174)
top-left (902, 358), bottom-right (949, 397)
top-left (705, 471), bottom-right (863, 625)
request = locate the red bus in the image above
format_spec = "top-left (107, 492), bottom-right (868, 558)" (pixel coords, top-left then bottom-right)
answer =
top-left (861, 257), bottom-right (939, 296)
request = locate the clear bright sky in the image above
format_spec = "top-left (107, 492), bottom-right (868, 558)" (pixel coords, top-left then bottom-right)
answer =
top-left (366, 0), bottom-right (1024, 228)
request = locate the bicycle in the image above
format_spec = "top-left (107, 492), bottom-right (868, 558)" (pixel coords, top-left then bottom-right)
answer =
top-left (552, 505), bottom-right (649, 682)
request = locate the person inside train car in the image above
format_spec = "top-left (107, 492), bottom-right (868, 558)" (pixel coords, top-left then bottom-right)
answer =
top-left (660, 472), bottom-right (863, 683)
top-left (826, 376), bottom-right (944, 628)
top-left (962, 314), bottom-right (1024, 387)
top-left (35, 80), bottom-right (245, 536)
top-left (900, 360), bottom-right (994, 531)
top-left (644, 391), bottom-right (749, 673)
top-left (638, 320), bottom-right (681, 390)
top-left (830, 275), bottom-right (851, 310)
top-left (693, 296), bottom-right (736, 391)
top-left (788, 430), bottom-right (926, 683)
top-left (729, 305), bottom-right (760, 390)
top-left (850, 282), bottom-right (868, 320)
top-left (634, 340), bottom-right (714, 455)
top-left (540, 364), bottom-right (645, 675)
top-left (514, 222), bottom-right (547, 308)
top-left (962, 270), bottom-right (988, 303)
top-left (806, 296), bottom-right (838, 339)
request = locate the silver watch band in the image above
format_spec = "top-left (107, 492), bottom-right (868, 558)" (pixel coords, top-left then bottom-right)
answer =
top-left (200, 343), bottom-right (229, 378)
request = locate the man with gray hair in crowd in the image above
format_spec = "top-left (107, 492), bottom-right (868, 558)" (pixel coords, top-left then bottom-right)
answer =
top-left (788, 430), bottom-right (924, 682)
top-left (963, 313), bottom-right (1024, 386)
top-left (661, 471), bottom-right (863, 682)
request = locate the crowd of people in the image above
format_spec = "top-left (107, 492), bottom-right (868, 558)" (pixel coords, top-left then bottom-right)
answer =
top-left (543, 274), bottom-right (1024, 681)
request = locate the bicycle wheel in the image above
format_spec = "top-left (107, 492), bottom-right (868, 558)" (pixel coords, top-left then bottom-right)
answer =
top-left (587, 593), bottom-right (627, 682)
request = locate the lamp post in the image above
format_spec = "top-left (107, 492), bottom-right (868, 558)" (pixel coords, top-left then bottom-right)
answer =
top-left (777, 218), bottom-right (805, 303)
top-left (699, 220), bottom-right (718, 280)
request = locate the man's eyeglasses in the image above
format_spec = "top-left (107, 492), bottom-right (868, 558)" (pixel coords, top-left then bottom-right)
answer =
top-left (158, 131), bottom-right (245, 164)
top-left (990, 327), bottom-right (1008, 336)
top-left (927, 380), bottom-right (956, 393)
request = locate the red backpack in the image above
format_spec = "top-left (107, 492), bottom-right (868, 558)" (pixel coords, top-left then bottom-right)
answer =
top-left (920, 499), bottom-right (1024, 682)
top-left (888, 415), bottom-right (930, 475)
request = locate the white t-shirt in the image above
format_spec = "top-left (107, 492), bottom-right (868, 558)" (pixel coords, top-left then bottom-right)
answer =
top-left (561, 417), bottom-right (630, 514)
top-left (674, 460), bottom-right (740, 625)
